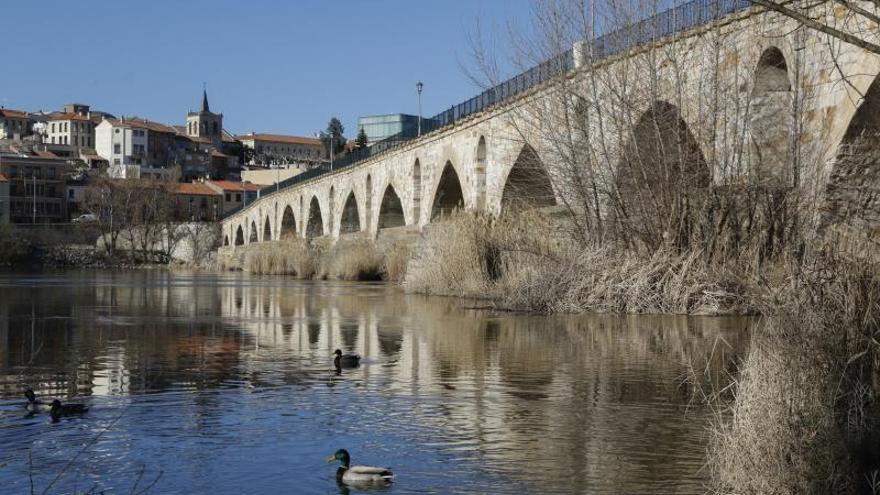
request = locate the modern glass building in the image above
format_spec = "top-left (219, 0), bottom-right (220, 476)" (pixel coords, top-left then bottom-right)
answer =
top-left (357, 114), bottom-right (421, 145)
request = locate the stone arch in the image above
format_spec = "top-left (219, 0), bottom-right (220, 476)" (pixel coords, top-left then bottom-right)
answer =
top-left (750, 46), bottom-right (794, 185)
top-left (340, 190), bottom-right (361, 234)
top-left (501, 144), bottom-right (556, 211)
top-left (223, 234), bottom-right (229, 246)
top-left (430, 161), bottom-right (465, 220)
top-left (476, 136), bottom-right (487, 210)
top-left (378, 184), bottom-right (406, 229)
top-left (820, 76), bottom-right (880, 246)
top-left (365, 174), bottom-right (373, 231)
top-left (248, 220), bottom-right (258, 244)
top-left (280, 204), bottom-right (296, 239)
top-left (306, 195), bottom-right (324, 239)
top-left (235, 225), bottom-right (244, 246)
top-left (616, 100), bottom-right (709, 248)
top-left (412, 159), bottom-right (422, 225)
top-left (263, 215), bottom-right (271, 241)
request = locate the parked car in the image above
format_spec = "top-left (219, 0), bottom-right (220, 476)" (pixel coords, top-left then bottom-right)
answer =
top-left (72, 213), bottom-right (98, 224)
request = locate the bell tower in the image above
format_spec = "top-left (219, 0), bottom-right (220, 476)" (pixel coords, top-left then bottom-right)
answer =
top-left (186, 85), bottom-right (223, 146)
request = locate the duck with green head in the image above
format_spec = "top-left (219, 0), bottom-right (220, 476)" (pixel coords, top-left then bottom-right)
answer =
top-left (326, 449), bottom-right (393, 485)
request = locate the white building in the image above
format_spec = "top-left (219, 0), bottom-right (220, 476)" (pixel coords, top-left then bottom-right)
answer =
top-left (95, 118), bottom-right (150, 178)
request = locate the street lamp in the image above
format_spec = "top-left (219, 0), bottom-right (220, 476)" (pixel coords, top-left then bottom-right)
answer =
top-left (416, 81), bottom-right (424, 137)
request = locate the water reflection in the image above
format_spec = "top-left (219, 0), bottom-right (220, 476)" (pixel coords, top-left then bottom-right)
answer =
top-left (0, 270), bottom-right (748, 494)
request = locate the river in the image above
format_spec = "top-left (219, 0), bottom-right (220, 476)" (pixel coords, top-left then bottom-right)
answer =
top-left (0, 270), bottom-right (749, 494)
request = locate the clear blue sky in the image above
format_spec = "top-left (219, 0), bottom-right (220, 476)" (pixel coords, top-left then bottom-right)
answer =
top-left (0, 0), bottom-right (534, 138)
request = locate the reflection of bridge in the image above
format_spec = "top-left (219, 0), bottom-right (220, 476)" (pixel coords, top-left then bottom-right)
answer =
top-left (220, 0), bottom-right (880, 248)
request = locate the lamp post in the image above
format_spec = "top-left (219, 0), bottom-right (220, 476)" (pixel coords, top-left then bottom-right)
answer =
top-left (416, 81), bottom-right (424, 137)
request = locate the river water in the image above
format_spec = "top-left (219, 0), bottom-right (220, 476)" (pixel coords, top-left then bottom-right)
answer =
top-left (0, 270), bottom-right (748, 494)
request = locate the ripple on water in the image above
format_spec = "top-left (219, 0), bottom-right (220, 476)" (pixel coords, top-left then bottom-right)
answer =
top-left (0, 270), bottom-right (750, 494)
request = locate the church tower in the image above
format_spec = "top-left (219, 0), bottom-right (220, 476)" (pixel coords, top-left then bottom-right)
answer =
top-left (186, 87), bottom-right (223, 147)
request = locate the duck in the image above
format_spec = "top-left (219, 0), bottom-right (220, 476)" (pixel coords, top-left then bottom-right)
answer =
top-left (326, 449), bottom-right (393, 485)
top-left (49, 399), bottom-right (89, 421)
top-left (24, 389), bottom-right (52, 413)
top-left (334, 349), bottom-right (361, 368)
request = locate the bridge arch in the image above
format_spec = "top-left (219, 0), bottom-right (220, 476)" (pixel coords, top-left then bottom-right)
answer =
top-left (339, 190), bottom-right (361, 234)
top-left (820, 75), bottom-right (880, 240)
top-left (500, 144), bottom-right (556, 212)
top-left (248, 220), bottom-right (258, 244)
top-left (430, 161), bottom-right (465, 221)
top-left (378, 183), bottom-right (406, 229)
top-left (235, 225), bottom-right (244, 246)
top-left (305, 195), bottom-right (324, 239)
top-left (475, 136), bottom-right (487, 210)
top-left (750, 46), bottom-right (794, 185)
top-left (412, 159), bottom-right (422, 226)
top-left (615, 100), bottom-right (709, 248)
top-left (280, 204), bottom-right (297, 239)
top-left (263, 215), bottom-right (272, 242)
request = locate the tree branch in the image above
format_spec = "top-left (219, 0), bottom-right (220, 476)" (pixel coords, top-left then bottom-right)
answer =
top-left (748, 0), bottom-right (880, 54)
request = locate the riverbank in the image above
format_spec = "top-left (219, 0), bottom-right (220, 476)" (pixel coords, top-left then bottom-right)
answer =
top-left (222, 209), bottom-right (880, 493)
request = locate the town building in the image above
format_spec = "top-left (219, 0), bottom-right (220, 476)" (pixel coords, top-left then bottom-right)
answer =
top-left (204, 180), bottom-right (262, 214)
top-left (186, 90), bottom-right (223, 148)
top-left (44, 104), bottom-right (101, 149)
top-left (357, 114), bottom-right (421, 145)
top-left (0, 109), bottom-right (32, 140)
top-left (0, 150), bottom-right (71, 223)
top-left (172, 182), bottom-right (222, 221)
top-left (236, 133), bottom-right (325, 167)
top-left (0, 174), bottom-right (8, 224)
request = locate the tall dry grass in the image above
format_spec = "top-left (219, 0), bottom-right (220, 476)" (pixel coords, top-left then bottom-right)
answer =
top-left (321, 238), bottom-right (384, 281)
top-left (243, 239), bottom-right (316, 278)
top-left (404, 209), bottom-right (760, 315)
top-left (702, 254), bottom-right (880, 494)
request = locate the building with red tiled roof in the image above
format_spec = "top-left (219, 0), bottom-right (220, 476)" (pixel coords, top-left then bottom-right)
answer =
top-left (44, 104), bottom-right (98, 148)
top-left (236, 132), bottom-right (326, 167)
top-left (0, 108), bottom-right (31, 140)
top-left (171, 182), bottom-right (222, 221)
top-left (204, 180), bottom-right (263, 213)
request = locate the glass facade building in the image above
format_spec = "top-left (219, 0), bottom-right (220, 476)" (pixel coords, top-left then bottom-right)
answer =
top-left (357, 114), bottom-right (421, 145)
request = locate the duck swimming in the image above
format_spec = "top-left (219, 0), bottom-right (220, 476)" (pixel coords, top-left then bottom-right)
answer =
top-left (49, 399), bottom-right (89, 421)
top-left (326, 449), bottom-right (393, 485)
top-left (334, 349), bottom-right (361, 368)
top-left (24, 389), bottom-right (52, 413)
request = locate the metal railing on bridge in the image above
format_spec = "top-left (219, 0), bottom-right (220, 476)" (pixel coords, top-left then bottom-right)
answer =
top-left (225, 0), bottom-right (752, 219)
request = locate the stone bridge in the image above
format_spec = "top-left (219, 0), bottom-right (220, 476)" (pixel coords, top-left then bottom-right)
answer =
top-left (220, 0), bottom-right (880, 249)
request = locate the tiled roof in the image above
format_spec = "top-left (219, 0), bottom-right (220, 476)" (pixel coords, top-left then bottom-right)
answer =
top-left (33, 150), bottom-right (58, 158)
top-left (47, 113), bottom-right (92, 122)
top-left (0, 109), bottom-right (28, 118)
top-left (0, 174), bottom-right (7, 182)
top-left (207, 180), bottom-right (262, 192)
top-left (235, 133), bottom-right (322, 146)
top-left (103, 117), bottom-right (177, 134)
top-left (174, 182), bottom-right (222, 196)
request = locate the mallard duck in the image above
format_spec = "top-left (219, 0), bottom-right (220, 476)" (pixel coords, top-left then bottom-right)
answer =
top-left (334, 349), bottom-right (361, 368)
top-left (24, 389), bottom-right (52, 413)
top-left (326, 449), bottom-right (393, 485)
top-left (49, 399), bottom-right (89, 421)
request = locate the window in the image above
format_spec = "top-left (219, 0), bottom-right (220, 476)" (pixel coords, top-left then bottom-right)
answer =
top-left (68, 190), bottom-right (74, 199)
top-left (235, 193), bottom-right (241, 202)
top-left (51, 123), bottom-right (55, 133)
top-left (113, 158), bottom-right (120, 165)
top-left (48, 167), bottom-right (56, 179)
top-left (225, 193), bottom-right (231, 201)
top-left (114, 144), bottom-right (121, 154)
top-left (9, 166), bottom-right (17, 177)
top-left (115, 129), bottom-right (120, 134)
